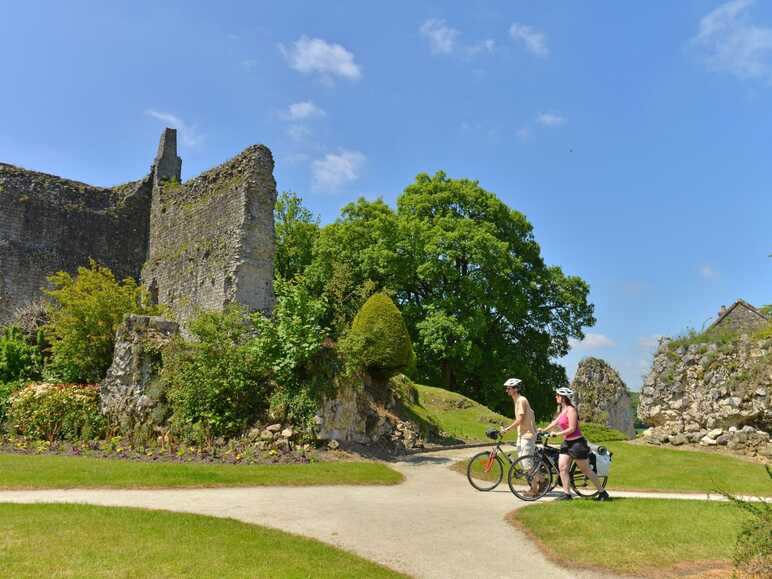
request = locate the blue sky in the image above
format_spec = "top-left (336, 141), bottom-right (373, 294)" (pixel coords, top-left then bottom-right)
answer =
top-left (2, 1), bottom-right (771, 390)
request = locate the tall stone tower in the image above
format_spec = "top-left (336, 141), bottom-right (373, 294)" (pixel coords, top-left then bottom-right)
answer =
top-left (142, 129), bottom-right (276, 328)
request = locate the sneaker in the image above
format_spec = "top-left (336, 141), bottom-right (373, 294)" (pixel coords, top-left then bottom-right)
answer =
top-left (593, 490), bottom-right (611, 502)
top-left (555, 492), bottom-right (573, 501)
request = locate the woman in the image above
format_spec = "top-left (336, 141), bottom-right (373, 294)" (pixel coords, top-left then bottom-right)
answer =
top-left (543, 387), bottom-right (610, 501)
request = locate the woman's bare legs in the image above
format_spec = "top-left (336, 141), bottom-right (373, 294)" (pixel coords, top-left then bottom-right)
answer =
top-left (558, 453), bottom-right (572, 494)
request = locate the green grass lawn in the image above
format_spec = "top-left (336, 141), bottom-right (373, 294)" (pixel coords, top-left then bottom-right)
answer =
top-left (0, 453), bottom-right (403, 489)
top-left (402, 383), bottom-right (511, 441)
top-left (458, 441), bottom-right (772, 496)
top-left (604, 442), bottom-right (772, 496)
top-left (512, 498), bottom-right (747, 575)
top-left (0, 503), bottom-right (404, 578)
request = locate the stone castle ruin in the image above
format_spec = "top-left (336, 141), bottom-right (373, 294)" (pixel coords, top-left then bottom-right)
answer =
top-left (0, 129), bottom-right (276, 327)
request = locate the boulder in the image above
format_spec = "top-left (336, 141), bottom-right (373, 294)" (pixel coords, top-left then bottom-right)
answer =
top-left (571, 357), bottom-right (635, 438)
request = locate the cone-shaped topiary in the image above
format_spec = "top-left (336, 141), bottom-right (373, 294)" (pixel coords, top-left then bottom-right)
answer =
top-left (343, 292), bottom-right (413, 379)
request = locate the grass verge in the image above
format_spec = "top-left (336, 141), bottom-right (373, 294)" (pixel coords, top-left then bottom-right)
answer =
top-left (0, 503), bottom-right (405, 578)
top-left (456, 441), bottom-right (772, 495)
top-left (511, 498), bottom-right (747, 576)
top-left (0, 453), bottom-right (403, 489)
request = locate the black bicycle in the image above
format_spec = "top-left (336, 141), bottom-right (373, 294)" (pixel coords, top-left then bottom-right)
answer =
top-left (465, 428), bottom-right (518, 491)
top-left (507, 432), bottom-right (609, 501)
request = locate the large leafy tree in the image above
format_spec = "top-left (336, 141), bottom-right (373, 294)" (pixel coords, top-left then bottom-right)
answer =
top-left (274, 191), bottom-right (320, 281)
top-left (282, 173), bottom-right (595, 418)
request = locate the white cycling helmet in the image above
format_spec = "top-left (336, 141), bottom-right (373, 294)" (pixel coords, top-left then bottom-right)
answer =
top-left (555, 387), bottom-right (574, 398)
top-left (503, 378), bottom-right (522, 389)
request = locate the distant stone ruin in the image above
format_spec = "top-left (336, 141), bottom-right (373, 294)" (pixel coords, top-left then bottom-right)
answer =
top-left (571, 357), bottom-right (635, 438)
top-left (0, 129), bottom-right (276, 327)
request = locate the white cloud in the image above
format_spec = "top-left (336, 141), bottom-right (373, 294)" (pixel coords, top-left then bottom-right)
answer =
top-left (241, 59), bottom-right (258, 70)
top-left (467, 38), bottom-right (496, 56)
top-left (537, 112), bottom-right (565, 127)
top-left (420, 19), bottom-right (459, 55)
top-left (281, 101), bottom-right (326, 121)
top-left (516, 127), bottom-right (530, 140)
top-left (510, 23), bottom-right (549, 57)
top-left (280, 36), bottom-right (362, 82)
top-left (693, 0), bottom-right (772, 80)
top-left (569, 333), bottom-right (616, 351)
top-left (312, 150), bottom-right (366, 190)
top-left (699, 264), bottom-right (719, 279)
top-left (144, 109), bottom-right (204, 147)
top-left (286, 124), bottom-right (313, 142)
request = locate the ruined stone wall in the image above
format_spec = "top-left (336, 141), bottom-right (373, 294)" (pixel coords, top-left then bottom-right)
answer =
top-left (0, 129), bottom-right (276, 330)
top-left (0, 163), bottom-right (152, 324)
top-left (142, 144), bottom-right (276, 328)
top-left (638, 335), bottom-right (771, 458)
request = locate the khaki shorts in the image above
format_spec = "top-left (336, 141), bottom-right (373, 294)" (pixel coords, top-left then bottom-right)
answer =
top-left (517, 435), bottom-right (536, 469)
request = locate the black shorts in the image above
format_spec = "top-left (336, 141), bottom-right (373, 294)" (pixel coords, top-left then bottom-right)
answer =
top-left (560, 436), bottom-right (590, 460)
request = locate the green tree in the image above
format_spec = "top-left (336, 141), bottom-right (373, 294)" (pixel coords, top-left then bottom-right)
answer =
top-left (44, 260), bottom-right (158, 383)
top-left (305, 172), bottom-right (595, 418)
top-left (275, 191), bottom-right (320, 280)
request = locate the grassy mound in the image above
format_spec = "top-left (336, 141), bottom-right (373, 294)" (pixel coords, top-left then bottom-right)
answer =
top-left (512, 499), bottom-right (748, 576)
top-left (0, 504), bottom-right (404, 578)
top-left (0, 454), bottom-right (403, 489)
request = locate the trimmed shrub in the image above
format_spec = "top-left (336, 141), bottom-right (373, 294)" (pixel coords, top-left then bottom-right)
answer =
top-left (7, 383), bottom-right (105, 441)
top-left (0, 326), bottom-right (42, 383)
top-left (340, 293), bottom-right (413, 379)
top-left (0, 380), bottom-right (25, 426)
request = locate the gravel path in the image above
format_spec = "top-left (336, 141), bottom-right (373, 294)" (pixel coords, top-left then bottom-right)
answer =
top-left (0, 448), bottom-right (749, 579)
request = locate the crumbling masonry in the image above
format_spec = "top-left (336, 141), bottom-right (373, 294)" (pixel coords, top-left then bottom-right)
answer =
top-left (0, 129), bottom-right (276, 327)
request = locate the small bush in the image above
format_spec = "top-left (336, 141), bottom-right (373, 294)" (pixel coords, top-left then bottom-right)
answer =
top-left (668, 327), bottom-right (738, 349)
top-left (724, 466), bottom-right (772, 576)
top-left (7, 383), bottom-right (105, 442)
top-left (580, 422), bottom-right (629, 442)
top-left (0, 326), bottom-right (42, 383)
top-left (340, 292), bottom-right (413, 379)
top-left (163, 306), bottom-right (270, 444)
top-left (44, 260), bottom-right (159, 383)
top-left (0, 380), bottom-right (25, 426)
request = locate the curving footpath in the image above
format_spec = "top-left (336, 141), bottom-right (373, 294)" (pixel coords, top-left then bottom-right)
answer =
top-left (0, 448), bottom-right (752, 579)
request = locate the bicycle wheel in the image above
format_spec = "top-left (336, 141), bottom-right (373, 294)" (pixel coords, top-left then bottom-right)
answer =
top-left (569, 462), bottom-right (607, 498)
top-left (508, 454), bottom-right (553, 501)
top-left (467, 450), bottom-right (504, 491)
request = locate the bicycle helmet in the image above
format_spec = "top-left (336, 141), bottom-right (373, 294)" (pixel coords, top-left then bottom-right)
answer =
top-left (555, 387), bottom-right (574, 398)
top-left (503, 378), bottom-right (522, 389)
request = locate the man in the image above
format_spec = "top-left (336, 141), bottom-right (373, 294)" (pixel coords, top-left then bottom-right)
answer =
top-left (500, 377), bottom-right (542, 496)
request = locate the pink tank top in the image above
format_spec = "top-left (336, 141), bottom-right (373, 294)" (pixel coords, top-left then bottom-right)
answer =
top-left (558, 409), bottom-right (582, 440)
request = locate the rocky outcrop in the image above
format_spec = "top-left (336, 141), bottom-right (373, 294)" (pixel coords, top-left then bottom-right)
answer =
top-left (100, 315), bottom-right (179, 435)
top-left (314, 376), bottom-right (425, 453)
top-left (571, 357), bottom-right (635, 438)
top-left (639, 335), bottom-right (771, 458)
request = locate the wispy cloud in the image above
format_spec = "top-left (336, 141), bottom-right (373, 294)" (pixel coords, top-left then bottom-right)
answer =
top-left (241, 59), bottom-right (258, 70)
top-left (569, 333), bottom-right (616, 351)
top-left (420, 19), bottom-right (459, 55)
top-left (286, 124), bottom-right (313, 142)
top-left (510, 23), bottom-right (549, 58)
top-left (312, 150), bottom-right (366, 191)
top-left (420, 19), bottom-right (495, 59)
top-left (516, 127), bottom-right (530, 141)
top-left (280, 36), bottom-right (362, 83)
top-left (536, 112), bottom-right (565, 127)
top-left (699, 264), bottom-right (719, 279)
top-left (281, 101), bottom-right (326, 121)
top-left (144, 109), bottom-right (204, 147)
top-left (692, 0), bottom-right (772, 80)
